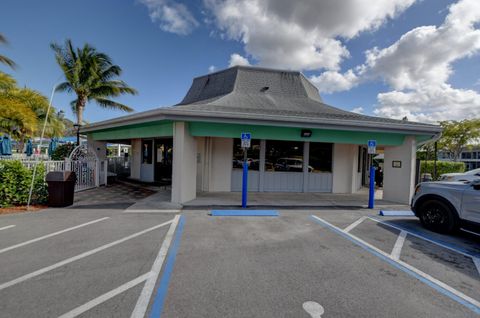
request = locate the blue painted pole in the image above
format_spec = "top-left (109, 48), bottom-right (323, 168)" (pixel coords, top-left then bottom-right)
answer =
top-left (368, 166), bottom-right (375, 209)
top-left (242, 150), bottom-right (248, 208)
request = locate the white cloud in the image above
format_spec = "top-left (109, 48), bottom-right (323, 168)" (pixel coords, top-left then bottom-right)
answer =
top-left (375, 85), bottom-right (480, 122)
top-left (139, 0), bottom-right (199, 35)
top-left (228, 53), bottom-right (251, 67)
top-left (351, 106), bottom-right (364, 114)
top-left (310, 69), bottom-right (360, 93)
top-left (312, 0), bottom-right (480, 122)
top-left (208, 65), bottom-right (216, 73)
top-left (204, 0), bottom-right (415, 71)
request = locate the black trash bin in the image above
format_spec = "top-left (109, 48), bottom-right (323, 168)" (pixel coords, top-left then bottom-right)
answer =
top-left (46, 171), bottom-right (76, 207)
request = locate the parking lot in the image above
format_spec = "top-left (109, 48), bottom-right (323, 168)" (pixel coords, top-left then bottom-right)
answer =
top-left (0, 200), bottom-right (479, 317)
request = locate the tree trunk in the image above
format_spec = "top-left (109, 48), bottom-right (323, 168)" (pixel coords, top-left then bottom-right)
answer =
top-left (75, 97), bottom-right (86, 126)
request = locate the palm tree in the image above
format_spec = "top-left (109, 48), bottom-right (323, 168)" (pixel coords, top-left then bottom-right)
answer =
top-left (0, 34), bottom-right (16, 69)
top-left (50, 39), bottom-right (137, 127)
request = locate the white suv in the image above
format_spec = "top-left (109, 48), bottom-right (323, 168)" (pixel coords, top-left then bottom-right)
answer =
top-left (411, 180), bottom-right (480, 234)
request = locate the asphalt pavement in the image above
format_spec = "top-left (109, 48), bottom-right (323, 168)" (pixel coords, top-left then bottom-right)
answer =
top-left (0, 205), bottom-right (479, 317)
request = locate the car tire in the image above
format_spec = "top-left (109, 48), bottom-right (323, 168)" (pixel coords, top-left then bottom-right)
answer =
top-left (418, 199), bottom-right (459, 234)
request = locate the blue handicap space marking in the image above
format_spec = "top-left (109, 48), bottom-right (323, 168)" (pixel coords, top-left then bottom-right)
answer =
top-left (211, 210), bottom-right (279, 216)
top-left (379, 210), bottom-right (415, 216)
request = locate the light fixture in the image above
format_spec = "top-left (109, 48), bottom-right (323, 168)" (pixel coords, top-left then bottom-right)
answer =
top-left (301, 129), bottom-right (312, 138)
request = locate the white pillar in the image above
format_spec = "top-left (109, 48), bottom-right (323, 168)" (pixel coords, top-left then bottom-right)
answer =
top-left (332, 144), bottom-right (357, 193)
top-left (172, 122), bottom-right (197, 204)
top-left (87, 135), bottom-right (107, 161)
top-left (383, 136), bottom-right (416, 204)
top-left (130, 139), bottom-right (141, 180)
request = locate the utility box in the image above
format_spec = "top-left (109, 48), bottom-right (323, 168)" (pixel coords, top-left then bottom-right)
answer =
top-left (46, 171), bottom-right (76, 207)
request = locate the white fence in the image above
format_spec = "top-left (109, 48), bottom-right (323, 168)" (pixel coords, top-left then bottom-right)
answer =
top-left (0, 157), bottom-right (107, 192)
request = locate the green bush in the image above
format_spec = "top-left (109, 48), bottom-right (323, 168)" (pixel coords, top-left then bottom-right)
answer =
top-left (51, 143), bottom-right (75, 160)
top-left (420, 160), bottom-right (465, 180)
top-left (0, 160), bottom-right (48, 207)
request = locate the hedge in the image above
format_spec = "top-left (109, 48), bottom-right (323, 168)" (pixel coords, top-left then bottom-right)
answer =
top-left (420, 160), bottom-right (465, 180)
top-left (51, 143), bottom-right (75, 160)
top-left (0, 160), bottom-right (48, 207)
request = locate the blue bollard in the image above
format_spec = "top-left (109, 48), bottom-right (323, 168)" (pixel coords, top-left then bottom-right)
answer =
top-left (368, 166), bottom-right (375, 209)
top-left (242, 159), bottom-right (248, 208)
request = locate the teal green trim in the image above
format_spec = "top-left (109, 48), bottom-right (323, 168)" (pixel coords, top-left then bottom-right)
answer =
top-left (416, 134), bottom-right (435, 145)
top-left (189, 122), bottom-right (407, 146)
top-left (90, 121), bottom-right (173, 140)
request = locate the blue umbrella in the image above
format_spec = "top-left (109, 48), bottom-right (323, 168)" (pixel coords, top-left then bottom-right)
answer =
top-left (1, 135), bottom-right (12, 156)
top-left (25, 139), bottom-right (33, 157)
top-left (48, 137), bottom-right (58, 156)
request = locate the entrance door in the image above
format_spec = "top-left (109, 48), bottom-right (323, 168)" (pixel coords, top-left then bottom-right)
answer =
top-left (154, 139), bottom-right (173, 184)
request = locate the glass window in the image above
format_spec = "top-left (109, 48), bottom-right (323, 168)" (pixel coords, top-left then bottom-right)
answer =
top-left (142, 140), bottom-right (152, 164)
top-left (233, 139), bottom-right (260, 170)
top-left (309, 142), bottom-right (333, 173)
top-left (265, 140), bottom-right (303, 172)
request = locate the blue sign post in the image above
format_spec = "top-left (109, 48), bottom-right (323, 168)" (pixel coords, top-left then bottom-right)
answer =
top-left (241, 133), bottom-right (251, 208)
top-left (367, 140), bottom-right (377, 209)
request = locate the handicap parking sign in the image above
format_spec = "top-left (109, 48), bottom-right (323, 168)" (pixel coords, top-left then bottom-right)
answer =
top-left (241, 132), bottom-right (251, 148)
top-left (368, 140), bottom-right (376, 154)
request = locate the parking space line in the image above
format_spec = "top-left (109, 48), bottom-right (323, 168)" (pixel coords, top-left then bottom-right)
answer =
top-left (311, 215), bottom-right (480, 314)
top-left (147, 215), bottom-right (185, 318)
top-left (130, 215), bottom-right (181, 318)
top-left (367, 216), bottom-right (479, 259)
top-left (0, 217), bottom-right (110, 255)
top-left (473, 258), bottom-right (480, 276)
top-left (0, 219), bottom-right (174, 292)
top-left (343, 216), bottom-right (367, 233)
top-left (0, 225), bottom-right (15, 231)
top-left (58, 272), bottom-right (154, 318)
top-left (391, 231), bottom-right (407, 261)
top-left (124, 210), bottom-right (181, 213)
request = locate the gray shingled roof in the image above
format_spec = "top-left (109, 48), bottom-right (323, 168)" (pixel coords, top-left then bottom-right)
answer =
top-left (83, 66), bottom-right (442, 135)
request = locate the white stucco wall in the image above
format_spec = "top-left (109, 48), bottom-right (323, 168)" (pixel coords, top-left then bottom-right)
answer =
top-left (172, 122), bottom-right (197, 204)
top-left (383, 136), bottom-right (416, 204)
top-left (87, 136), bottom-right (107, 161)
top-left (332, 144), bottom-right (358, 193)
top-left (196, 137), bottom-right (232, 192)
top-left (130, 138), bottom-right (141, 180)
top-left (208, 138), bottom-right (233, 192)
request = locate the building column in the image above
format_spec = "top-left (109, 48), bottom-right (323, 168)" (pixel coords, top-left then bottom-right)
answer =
top-left (130, 139), bottom-right (141, 180)
top-left (332, 143), bottom-right (357, 193)
top-left (172, 122), bottom-right (197, 204)
top-left (383, 136), bottom-right (416, 204)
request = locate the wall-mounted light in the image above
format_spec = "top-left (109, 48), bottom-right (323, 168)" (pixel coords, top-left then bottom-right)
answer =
top-left (301, 129), bottom-right (312, 138)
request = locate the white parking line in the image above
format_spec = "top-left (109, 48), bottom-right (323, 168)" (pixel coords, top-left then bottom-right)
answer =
top-left (473, 258), bottom-right (480, 276)
top-left (343, 216), bottom-right (367, 233)
top-left (0, 219), bottom-right (174, 292)
top-left (58, 272), bottom-right (154, 318)
top-left (130, 215), bottom-right (180, 318)
top-left (367, 216), bottom-right (476, 259)
top-left (391, 231), bottom-right (407, 261)
top-left (0, 217), bottom-right (109, 255)
top-left (0, 225), bottom-right (15, 231)
top-left (311, 215), bottom-right (480, 311)
top-left (124, 209), bottom-right (181, 213)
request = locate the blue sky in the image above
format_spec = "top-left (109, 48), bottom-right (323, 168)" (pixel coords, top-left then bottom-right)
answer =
top-left (1, 0), bottom-right (479, 123)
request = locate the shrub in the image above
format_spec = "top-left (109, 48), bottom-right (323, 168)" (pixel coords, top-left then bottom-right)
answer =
top-left (0, 160), bottom-right (48, 207)
top-left (51, 143), bottom-right (75, 160)
top-left (420, 160), bottom-right (465, 180)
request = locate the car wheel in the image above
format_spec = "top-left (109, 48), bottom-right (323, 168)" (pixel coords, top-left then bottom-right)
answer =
top-left (418, 200), bottom-right (458, 234)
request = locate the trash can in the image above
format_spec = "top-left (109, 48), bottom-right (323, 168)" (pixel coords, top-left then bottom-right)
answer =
top-left (46, 171), bottom-right (76, 207)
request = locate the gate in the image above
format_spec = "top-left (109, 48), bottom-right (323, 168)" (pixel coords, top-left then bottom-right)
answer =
top-left (67, 145), bottom-right (107, 192)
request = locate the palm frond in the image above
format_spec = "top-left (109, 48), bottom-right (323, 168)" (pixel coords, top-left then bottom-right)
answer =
top-left (93, 98), bottom-right (134, 112)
